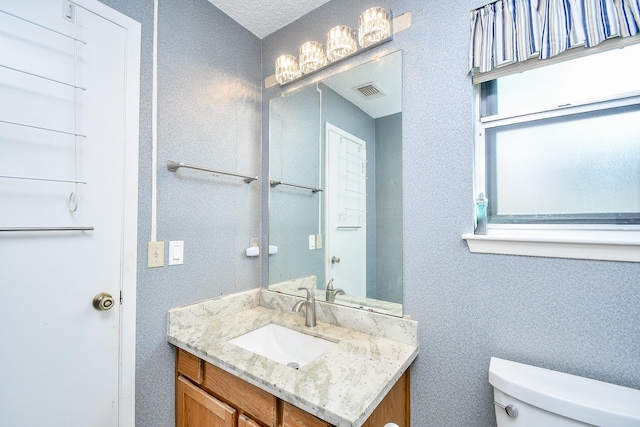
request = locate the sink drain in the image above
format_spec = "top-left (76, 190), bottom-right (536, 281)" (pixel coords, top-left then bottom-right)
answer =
top-left (286, 362), bottom-right (299, 369)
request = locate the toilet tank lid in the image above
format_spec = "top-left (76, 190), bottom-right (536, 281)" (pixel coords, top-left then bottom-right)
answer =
top-left (489, 357), bottom-right (640, 427)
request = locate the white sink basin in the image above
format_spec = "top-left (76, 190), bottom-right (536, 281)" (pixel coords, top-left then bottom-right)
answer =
top-left (227, 323), bottom-right (336, 368)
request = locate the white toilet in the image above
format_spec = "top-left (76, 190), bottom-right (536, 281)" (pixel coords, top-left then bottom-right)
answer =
top-left (489, 357), bottom-right (640, 426)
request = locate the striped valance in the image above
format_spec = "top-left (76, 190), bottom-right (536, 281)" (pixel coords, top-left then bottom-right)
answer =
top-left (469, 0), bottom-right (640, 74)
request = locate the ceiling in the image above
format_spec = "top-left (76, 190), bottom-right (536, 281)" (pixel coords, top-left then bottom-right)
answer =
top-left (207, 0), bottom-right (331, 39)
top-left (322, 51), bottom-right (402, 119)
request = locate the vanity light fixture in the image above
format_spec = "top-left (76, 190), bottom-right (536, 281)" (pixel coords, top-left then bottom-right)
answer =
top-left (358, 7), bottom-right (391, 48)
top-left (299, 41), bottom-right (327, 74)
top-left (326, 25), bottom-right (357, 62)
top-left (273, 7), bottom-right (394, 86)
top-left (275, 54), bottom-right (301, 85)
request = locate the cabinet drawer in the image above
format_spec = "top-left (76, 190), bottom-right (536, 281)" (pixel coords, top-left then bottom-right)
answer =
top-left (177, 348), bottom-right (203, 384)
top-left (282, 402), bottom-right (332, 427)
top-left (203, 361), bottom-right (277, 427)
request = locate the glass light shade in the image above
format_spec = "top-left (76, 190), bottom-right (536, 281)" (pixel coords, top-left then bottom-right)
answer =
top-left (326, 25), bottom-right (357, 62)
top-left (358, 7), bottom-right (391, 48)
top-left (299, 41), bottom-right (327, 74)
top-left (275, 54), bottom-right (301, 84)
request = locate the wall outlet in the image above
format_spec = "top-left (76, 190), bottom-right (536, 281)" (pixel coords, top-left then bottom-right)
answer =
top-left (316, 234), bottom-right (322, 249)
top-left (147, 241), bottom-right (164, 268)
top-left (308, 235), bottom-right (316, 250)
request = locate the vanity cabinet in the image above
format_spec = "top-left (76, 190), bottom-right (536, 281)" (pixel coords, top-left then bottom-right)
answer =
top-left (176, 348), bottom-right (410, 427)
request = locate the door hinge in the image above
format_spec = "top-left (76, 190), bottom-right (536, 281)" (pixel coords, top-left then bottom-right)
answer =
top-left (120, 291), bottom-right (123, 305)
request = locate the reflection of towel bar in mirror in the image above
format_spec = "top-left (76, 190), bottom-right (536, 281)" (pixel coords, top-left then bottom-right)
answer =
top-left (270, 180), bottom-right (323, 193)
top-left (346, 151), bottom-right (367, 162)
top-left (337, 226), bottom-right (361, 229)
top-left (167, 160), bottom-right (258, 184)
top-left (346, 170), bottom-right (366, 179)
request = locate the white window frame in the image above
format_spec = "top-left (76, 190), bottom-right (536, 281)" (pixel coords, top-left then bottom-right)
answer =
top-left (463, 40), bottom-right (640, 263)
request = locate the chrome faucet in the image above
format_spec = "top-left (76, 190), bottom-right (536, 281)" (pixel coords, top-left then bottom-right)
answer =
top-left (325, 278), bottom-right (345, 303)
top-left (292, 287), bottom-right (316, 327)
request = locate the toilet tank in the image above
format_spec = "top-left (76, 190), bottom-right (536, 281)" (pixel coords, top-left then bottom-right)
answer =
top-left (489, 357), bottom-right (640, 427)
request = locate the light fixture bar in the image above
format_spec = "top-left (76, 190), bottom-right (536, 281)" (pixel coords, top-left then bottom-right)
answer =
top-left (265, 12), bottom-right (411, 89)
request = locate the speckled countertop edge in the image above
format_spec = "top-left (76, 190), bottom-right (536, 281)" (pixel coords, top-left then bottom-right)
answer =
top-left (167, 289), bottom-right (419, 427)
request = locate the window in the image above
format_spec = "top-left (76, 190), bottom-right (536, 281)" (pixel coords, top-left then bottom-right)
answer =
top-left (464, 42), bottom-right (640, 262)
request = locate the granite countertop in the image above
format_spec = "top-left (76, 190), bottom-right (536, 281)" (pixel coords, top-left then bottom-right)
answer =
top-left (167, 288), bottom-right (419, 427)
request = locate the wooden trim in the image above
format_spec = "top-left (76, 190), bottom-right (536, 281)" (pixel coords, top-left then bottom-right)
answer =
top-left (177, 348), bottom-right (203, 384)
top-left (362, 370), bottom-right (410, 427)
top-left (203, 361), bottom-right (277, 427)
top-left (282, 402), bottom-right (331, 427)
top-left (239, 414), bottom-right (263, 427)
top-left (405, 367), bottom-right (411, 427)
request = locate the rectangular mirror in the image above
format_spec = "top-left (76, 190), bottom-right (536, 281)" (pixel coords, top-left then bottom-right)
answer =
top-left (268, 50), bottom-right (402, 316)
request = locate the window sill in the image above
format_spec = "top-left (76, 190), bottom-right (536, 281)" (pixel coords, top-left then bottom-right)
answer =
top-left (462, 231), bottom-right (640, 262)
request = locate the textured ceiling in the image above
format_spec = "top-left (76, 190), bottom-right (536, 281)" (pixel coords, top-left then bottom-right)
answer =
top-left (207, 0), bottom-right (331, 39)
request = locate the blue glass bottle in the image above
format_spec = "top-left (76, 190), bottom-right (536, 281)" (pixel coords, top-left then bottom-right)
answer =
top-left (475, 193), bottom-right (488, 235)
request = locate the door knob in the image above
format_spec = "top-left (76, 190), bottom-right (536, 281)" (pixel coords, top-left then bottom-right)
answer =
top-left (331, 256), bottom-right (340, 264)
top-left (92, 292), bottom-right (115, 311)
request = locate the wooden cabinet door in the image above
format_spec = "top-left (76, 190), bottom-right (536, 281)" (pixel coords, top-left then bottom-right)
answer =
top-left (177, 376), bottom-right (236, 427)
top-left (238, 413), bottom-right (262, 427)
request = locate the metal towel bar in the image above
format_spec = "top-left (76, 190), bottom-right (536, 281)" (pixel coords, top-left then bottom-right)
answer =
top-left (0, 175), bottom-right (87, 184)
top-left (167, 160), bottom-right (257, 184)
top-left (0, 9), bottom-right (87, 43)
top-left (270, 180), bottom-right (323, 193)
top-left (0, 226), bottom-right (94, 232)
top-left (0, 63), bottom-right (87, 90)
top-left (0, 119), bottom-right (86, 137)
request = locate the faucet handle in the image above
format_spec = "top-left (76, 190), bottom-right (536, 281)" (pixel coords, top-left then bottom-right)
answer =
top-left (326, 278), bottom-right (334, 290)
top-left (297, 286), bottom-right (315, 301)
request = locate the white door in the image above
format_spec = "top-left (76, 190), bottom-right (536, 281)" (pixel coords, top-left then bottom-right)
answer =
top-left (0, 1), bottom-right (139, 425)
top-left (325, 123), bottom-right (367, 296)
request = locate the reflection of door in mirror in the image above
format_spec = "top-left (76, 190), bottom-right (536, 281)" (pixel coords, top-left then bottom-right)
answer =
top-left (326, 124), bottom-right (367, 296)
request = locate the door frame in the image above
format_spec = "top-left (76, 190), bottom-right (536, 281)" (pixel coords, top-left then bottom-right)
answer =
top-left (72, 0), bottom-right (141, 424)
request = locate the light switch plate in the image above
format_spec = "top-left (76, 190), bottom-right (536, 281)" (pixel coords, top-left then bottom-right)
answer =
top-left (308, 235), bottom-right (316, 250)
top-left (147, 241), bottom-right (164, 268)
top-left (169, 240), bottom-right (184, 265)
top-left (316, 234), bottom-right (322, 249)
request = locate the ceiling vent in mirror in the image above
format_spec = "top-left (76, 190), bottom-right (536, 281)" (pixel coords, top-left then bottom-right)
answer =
top-left (354, 82), bottom-right (385, 99)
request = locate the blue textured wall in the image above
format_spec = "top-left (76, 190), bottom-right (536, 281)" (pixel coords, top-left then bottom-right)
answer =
top-left (262, 1), bottom-right (640, 426)
top-left (97, 0), bottom-right (640, 426)
top-left (99, 0), bottom-right (261, 425)
top-left (269, 85), bottom-right (323, 284)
